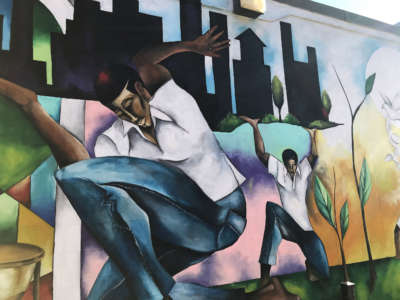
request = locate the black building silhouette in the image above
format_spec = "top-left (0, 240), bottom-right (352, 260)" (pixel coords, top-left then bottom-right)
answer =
top-left (233, 28), bottom-right (273, 118)
top-left (280, 22), bottom-right (326, 123)
top-left (0, 0), bottom-right (234, 128)
top-left (165, 0), bottom-right (233, 129)
top-left (0, 0), bottom-right (47, 91)
top-left (48, 0), bottom-right (163, 99)
top-left (209, 12), bottom-right (233, 126)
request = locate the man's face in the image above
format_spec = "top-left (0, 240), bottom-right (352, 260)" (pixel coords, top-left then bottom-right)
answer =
top-left (284, 159), bottom-right (297, 178)
top-left (111, 81), bottom-right (152, 128)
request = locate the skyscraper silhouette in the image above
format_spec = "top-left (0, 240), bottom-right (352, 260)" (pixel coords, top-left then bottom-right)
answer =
top-left (234, 28), bottom-right (273, 118)
top-left (280, 22), bottom-right (326, 123)
top-left (0, 0), bottom-right (47, 91)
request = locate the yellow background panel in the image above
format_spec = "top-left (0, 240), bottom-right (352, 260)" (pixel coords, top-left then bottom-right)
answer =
top-left (17, 205), bottom-right (54, 276)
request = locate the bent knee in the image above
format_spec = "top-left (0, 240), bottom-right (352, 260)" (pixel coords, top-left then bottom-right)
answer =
top-left (266, 201), bottom-right (280, 215)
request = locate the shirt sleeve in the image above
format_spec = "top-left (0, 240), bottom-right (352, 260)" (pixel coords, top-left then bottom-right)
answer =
top-left (268, 155), bottom-right (280, 178)
top-left (94, 134), bottom-right (122, 157)
top-left (299, 158), bottom-right (312, 178)
top-left (149, 79), bottom-right (210, 136)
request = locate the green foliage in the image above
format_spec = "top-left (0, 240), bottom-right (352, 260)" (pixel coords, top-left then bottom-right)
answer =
top-left (216, 113), bottom-right (245, 132)
top-left (272, 76), bottom-right (284, 109)
top-left (261, 114), bottom-right (278, 123)
top-left (308, 120), bottom-right (342, 129)
top-left (222, 257), bottom-right (400, 299)
top-left (0, 95), bottom-right (51, 190)
top-left (359, 158), bottom-right (372, 207)
top-left (321, 90), bottom-right (332, 115)
top-left (283, 113), bottom-right (301, 126)
top-left (365, 73), bottom-right (376, 96)
top-left (314, 176), bottom-right (335, 227)
top-left (340, 201), bottom-right (349, 239)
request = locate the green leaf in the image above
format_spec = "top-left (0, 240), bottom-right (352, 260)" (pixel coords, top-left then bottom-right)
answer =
top-left (365, 73), bottom-right (376, 95)
top-left (308, 120), bottom-right (343, 129)
top-left (283, 113), bottom-right (301, 125)
top-left (359, 158), bottom-right (372, 207)
top-left (272, 76), bottom-right (284, 109)
top-left (216, 113), bottom-right (245, 132)
top-left (314, 176), bottom-right (335, 227)
top-left (261, 113), bottom-right (278, 124)
top-left (321, 90), bottom-right (332, 114)
top-left (340, 201), bottom-right (349, 239)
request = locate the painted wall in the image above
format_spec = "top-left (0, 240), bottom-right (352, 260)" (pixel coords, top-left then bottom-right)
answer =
top-left (1, 0), bottom-right (400, 299)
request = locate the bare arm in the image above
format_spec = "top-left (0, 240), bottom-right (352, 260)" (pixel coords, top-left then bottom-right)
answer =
top-left (307, 129), bottom-right (318, 168)
top-left (132, 26), bottom-right (229, 93)
top-left (0, 78), bottom-right (89, 168)
top-left (240, 116), bottom-right (270, 168)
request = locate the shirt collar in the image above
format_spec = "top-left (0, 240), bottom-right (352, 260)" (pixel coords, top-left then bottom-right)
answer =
top-left (119, 106), bottom-right (173, 138)
top-left (117, 79), bottom-right (174, 139)
top-left (283, 162), bottom-right (302, 178)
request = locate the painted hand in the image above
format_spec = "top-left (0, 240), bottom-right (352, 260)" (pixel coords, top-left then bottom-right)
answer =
top-left (191, 25), bottom-right (230, 57)
top-left (239, 115), bottom-right (260, 127)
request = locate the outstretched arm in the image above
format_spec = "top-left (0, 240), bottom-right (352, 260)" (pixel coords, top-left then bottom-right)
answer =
top-left (0, 78), bottom-right (89, 168)
top-left (132, 26), bottom-right (230, 94)
top-left (240, 116), bottom-right (270, 168)
top-left (307, 129), bottom-right (318, 168)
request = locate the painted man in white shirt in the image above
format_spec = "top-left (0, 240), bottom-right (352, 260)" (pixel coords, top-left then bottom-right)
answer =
top-left (240, 116), bottom-right (329, 289)
top-left (0, 23), bottom-right (306, 300)
top-left (0, 25), bottom-right (302, 299)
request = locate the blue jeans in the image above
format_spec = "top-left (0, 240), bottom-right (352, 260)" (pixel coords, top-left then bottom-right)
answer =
top-left (55, 157), bottom-right (246, 300)
top-left (259, 202), bottom-right (329, 278)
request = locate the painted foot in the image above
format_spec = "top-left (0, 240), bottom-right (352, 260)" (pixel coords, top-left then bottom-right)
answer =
top-left (246, 278), bottom-right (300, 300)
top-left (305, 260), bottom-right (320, 282)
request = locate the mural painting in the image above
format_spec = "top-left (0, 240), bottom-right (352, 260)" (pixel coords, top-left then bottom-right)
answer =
top-left (0, 0), bottom-right (400, 299)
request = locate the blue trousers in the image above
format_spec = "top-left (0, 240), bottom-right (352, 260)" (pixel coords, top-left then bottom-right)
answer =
top-left (55, 157), bottom-right (247, 300)
top-left (259, 202), bottom-right (329, 278)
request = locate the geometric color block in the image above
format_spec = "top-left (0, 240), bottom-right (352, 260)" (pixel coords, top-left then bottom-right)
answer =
top-left (53, 99), bottom-right (85, 300)
top-left (0, 95), bottom-right (51, 191)
top-left (38, 96), bottom-right (61, 123)
top-left (31, 156), bottom-right (57, 226)
top-left (17, 204), bottom-right (54, 277)
top-left (0, 0), bottom-right (12, 50)
top-left (33, 1), bottom-right (62, 85)
top-left (6, 176), bottom-right (31, 208)
top-left (0, 193), bottom-right (19, 244)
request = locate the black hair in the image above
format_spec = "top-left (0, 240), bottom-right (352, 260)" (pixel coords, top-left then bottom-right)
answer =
top-left (94, 64), bottom-right (142, 108)
top-left (282, 149), bottom-right (298, 164)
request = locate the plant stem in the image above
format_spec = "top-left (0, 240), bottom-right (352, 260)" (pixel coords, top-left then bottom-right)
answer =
top-left (333, 66), bottom-right (376, 290)
top-left (350, 105), bottom-right (376, 290)
top-left (334, 228), bottom-right (350, 282)
top-left (332, 168), bottom-right (350, 282)
top-left (279, 110), bottom-right (282, 122)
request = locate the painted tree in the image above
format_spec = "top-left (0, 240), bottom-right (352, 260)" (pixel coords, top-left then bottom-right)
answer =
top-left (334, 67), bottom-right (377, 290)
top-left (272, 75), bottom-right (284, 121)
top-left (321, 90), bottom-right (332, 119)
top-left (314, 170), bottom-right (350, 282)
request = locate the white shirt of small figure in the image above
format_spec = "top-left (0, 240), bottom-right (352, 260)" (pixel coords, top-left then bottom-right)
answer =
top-left (94, 79), bottom-right (246, 201)
top-left (268, 155), bottom-right (313, 231)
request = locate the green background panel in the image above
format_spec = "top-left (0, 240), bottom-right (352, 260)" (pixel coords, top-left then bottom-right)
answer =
top-left (0, 95), bottom-right (51, 190)
top-left (0, 193), bottom-right (19, 243)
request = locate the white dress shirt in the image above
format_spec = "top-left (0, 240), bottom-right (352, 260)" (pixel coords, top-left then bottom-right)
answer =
top-left (94, 79), bottom-right (246, 201)
top-left (268, 155), bottom-right (313, 231)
